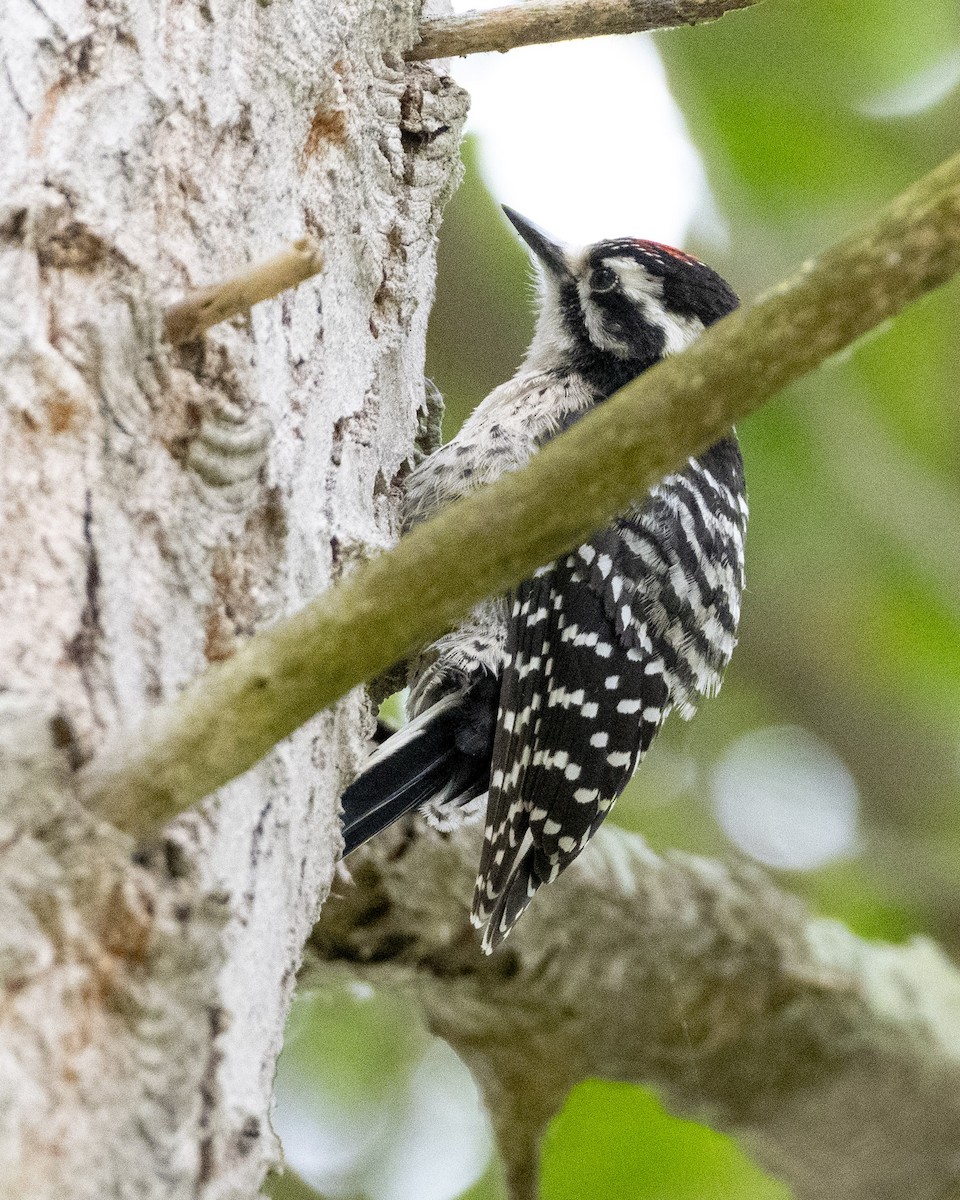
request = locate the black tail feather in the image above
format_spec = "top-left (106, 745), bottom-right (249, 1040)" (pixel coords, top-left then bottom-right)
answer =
top-left (340, 692), bottom-right (490, 857)
top-left (340, 745), bottom-right (457, 855)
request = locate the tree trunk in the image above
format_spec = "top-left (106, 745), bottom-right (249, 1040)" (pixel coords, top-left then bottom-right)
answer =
top-left (0, 0), bottom-right (466, 1192)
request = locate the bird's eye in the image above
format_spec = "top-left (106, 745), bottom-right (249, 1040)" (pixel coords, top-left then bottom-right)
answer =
top-left (591, 265), bottom-right (618, 293)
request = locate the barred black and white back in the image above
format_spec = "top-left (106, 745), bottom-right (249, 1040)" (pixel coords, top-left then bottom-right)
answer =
top-left (473, 441), bottom-right (746, 948)
top-left (339, 208), bottom-right (747, 952)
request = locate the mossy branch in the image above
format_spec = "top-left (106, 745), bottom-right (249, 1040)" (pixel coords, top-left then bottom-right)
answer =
top-left (264, 1166), bottom-right (333, 1200)
top-left (82, 150), bottom-right (960, 836)
top-left (407, 0), bottom-right (758, 60)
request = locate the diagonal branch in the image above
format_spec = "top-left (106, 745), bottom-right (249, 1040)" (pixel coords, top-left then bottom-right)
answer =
top-left (80, 150), bottom-right (960, 837)
top-left (308, 822), bottom-right (960, 1200)
top-left (407, 0), bottom-right (758, 61)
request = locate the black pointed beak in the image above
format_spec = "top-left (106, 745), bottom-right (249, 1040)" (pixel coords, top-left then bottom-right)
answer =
top-left (502, 206), bottom-right (569, 277)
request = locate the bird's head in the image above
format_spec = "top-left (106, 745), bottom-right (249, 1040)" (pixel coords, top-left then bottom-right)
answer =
top-left (503, 206), bottom-right (738, 388)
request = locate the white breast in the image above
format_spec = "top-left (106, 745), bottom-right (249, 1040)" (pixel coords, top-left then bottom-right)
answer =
top-left (402, 372), bottom-right (594, 529)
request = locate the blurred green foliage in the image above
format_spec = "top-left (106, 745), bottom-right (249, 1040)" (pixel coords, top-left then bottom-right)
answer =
top-left (541, 1082), bottom-right (787, 1200)
top-left (271, 1), bottom-right (960, 1197)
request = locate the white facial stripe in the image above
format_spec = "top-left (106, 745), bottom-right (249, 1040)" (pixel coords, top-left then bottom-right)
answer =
top-left (583, 254), bottom-right (705, 357)
top-left (579, 277), bottom-right (615, 352)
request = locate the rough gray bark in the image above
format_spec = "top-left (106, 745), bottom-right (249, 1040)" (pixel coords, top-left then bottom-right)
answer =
top-left (0, 0), bottom-right (466, 1193)
top-left (310, 823), bottom-right (960, 1200)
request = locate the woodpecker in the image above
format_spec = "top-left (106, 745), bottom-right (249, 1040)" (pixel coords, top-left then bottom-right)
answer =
top-left (340, 207), bottom-right (747, 953)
